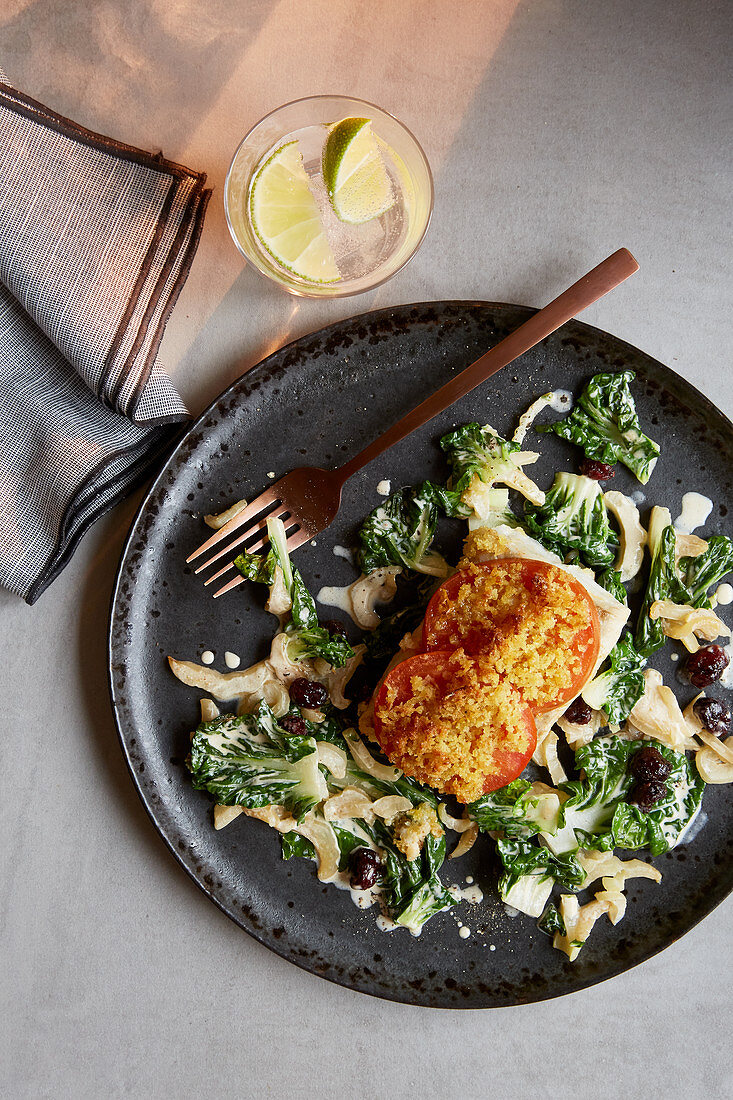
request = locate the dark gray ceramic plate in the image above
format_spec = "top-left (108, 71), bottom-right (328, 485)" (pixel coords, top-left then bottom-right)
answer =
top-left (109, 302), bottom-right (733, 1008)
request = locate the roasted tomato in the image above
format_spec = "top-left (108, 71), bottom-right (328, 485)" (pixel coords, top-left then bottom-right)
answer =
top-left (373, 649), bottom-right (537, 803)
top-left (422, 558), bottom-right (600, 712)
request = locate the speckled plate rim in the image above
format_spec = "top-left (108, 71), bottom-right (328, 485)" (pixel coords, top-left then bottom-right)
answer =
top-left (108, 301), bottom-right (733, 1008)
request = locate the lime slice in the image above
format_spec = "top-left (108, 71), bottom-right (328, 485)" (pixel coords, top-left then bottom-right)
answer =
top-left (322, 117), bottom-right (395, 224)
top-left (249, 141), bottom-right (339, 283)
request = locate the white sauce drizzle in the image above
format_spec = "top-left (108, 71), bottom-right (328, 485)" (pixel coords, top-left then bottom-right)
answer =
top-left (630, 490), bottom-right (646, 506)
top-left (224, 651), bottom-right (240, 669)
top-left (671, 652), bottom-right (679, 662)
top-left (201, 650), bottom-right (215, 665)
top-left (674, 492), bottom-right (713, 535)
top-left (677, 809), bottom-right (708, 846)
top-left (548, 388), bottom-right (573, 411)
top-left (376, 479), bottom-right (391, 496)
top-left (459, 925), bottom-right (471, 939)
top-left (332, 544), bottom-right (354, 563)
top-left (316, 582), bottom-right (355, 620)
top-left (448, 883), bottom-right (484, 904)
top-left (715, 583), bottom-right (733, 606)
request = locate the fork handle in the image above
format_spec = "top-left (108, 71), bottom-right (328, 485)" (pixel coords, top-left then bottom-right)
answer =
top-left (336, 248), bottom-right (639, 484)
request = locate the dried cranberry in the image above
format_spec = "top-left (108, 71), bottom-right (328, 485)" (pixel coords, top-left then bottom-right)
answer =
top-left (289, 677), bottom-right (329, 707)
top-left (630, 745), bottom-right (672, 782)
top-left (580, 458), bottom-right (616, 480)
top-left (630, 779), bottom-right (667, 812)
top-left (279, 715), bottom-right (308, 737)
top-left (683, 644), bottom-right (730, 688)
top-left (693, 697), bottom-right (731, 736)
top-left (319, 618), bottom-right (348, 637)
top-left (349, 848), bottom-right (382, 890)
top-left (564, 697), bottom-right (593, 725)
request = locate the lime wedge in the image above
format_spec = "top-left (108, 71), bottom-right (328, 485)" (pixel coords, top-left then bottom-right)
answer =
top-left (249, 141), bottom-right (339, 283)
top-left (322, 117), bottom-right (395, 224)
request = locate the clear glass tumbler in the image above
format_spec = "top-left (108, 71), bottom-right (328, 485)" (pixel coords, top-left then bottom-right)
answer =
top-left (224, 95), bottom-right (433, 298)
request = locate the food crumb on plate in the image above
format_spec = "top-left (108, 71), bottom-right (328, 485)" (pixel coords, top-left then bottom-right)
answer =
top-left (267, 471), bottom-right (275, 479)
top-left (376, 479), bottom-right (391, 496)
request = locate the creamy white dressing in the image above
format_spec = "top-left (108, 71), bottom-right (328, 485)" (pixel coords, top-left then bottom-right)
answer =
top-left (715, 583), bottom-right (733, 606)
top-left (548, 389), bottom-right (573, 411)
top-left (458, 926), bottom-right (471, 939)
top-left (376, 914), bottom-right (399, 933)
top-left (332, 544), bottom-right (354, 563)
top-left (224, 651), bottom-right (240, 669)
top-left (316, 582), bottom-right (355, 620)
top-left (376, 479), bottom-right (391, 496)
top-left (674, 492), bottom-right (713, 534)
top-left (512, 390), bottom-right (572, 445)
top-left (677, 809), bottom-right (708, 846)
top-left (671, 652), bottom-right (679, 662)
top-left (201, 650), bottom-right (215, 665)
top-left (448, 883), bottom-right (484, 904)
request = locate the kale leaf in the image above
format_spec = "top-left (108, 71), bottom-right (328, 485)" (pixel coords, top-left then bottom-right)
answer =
top-left (188, 702), bottom-right (327, 821)
top-left (680, 535), bottom-right (733, 608)
top-left (496, 837), bottom-right (586, 893)
top-left (468, 779), bottom-right (563, 839)
top-left (524, 472), bottom-right (616, 568)
top-left (635, 510), bottom-right (691, 657)
top-left (561, 736), bottom-right (703, 856)
top-left (539, 370), bottom-right (660, 484)
top-left (440, 422), bottom-right (543, 503)
top-left (596, 567), bottom-right (628, 605)
top-left (357, 482), bottom-right (450, 577)
top-left (582, 632), bottom-right (646, 724)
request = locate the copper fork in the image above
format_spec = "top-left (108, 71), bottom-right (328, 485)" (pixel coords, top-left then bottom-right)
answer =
top-left (187, 248), bottom-right (639, 596)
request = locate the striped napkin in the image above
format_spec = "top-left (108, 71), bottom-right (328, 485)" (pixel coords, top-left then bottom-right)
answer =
top-left (0, 79), bottom-right (210, 603)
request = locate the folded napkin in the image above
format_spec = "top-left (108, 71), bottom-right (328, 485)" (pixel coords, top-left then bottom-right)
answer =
top-left (0, 79), bottom-right (210, 603)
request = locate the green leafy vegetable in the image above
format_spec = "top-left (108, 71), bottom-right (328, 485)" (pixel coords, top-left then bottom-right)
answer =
top-left (364, 574), bottom-right (436, 662)
top-left (561, 736), bottom-right (703, 856)
top-left (596, 568), bottom-right (628, 605)
top-left (538, 903), bottom-right (566, 937)
top-left (440, 422), bottom-right (543, 502)
top-left (582, 633), bottom-right (646, 724)
top-left (681, 535), bottom-right (733, 608)
top-left (233, 548), bottom-right (275, 584)
top-left (540, 370), bottom-right (660, 484)
top-left (635, 509), bottom-right (691, 657)
top-left (280, 831), bottom-right (317, 861)
top-left (524, 472), bottom-right (616, 568)
top-left (468, 779), bottom-right (563, 839)
top-left (378, 827), bottom-right (453, 932)
top-left (284, 625), bottom-right (354, 668)
top-left (188, 702), bottom-right (327, 821)
top-left (237, 518), bottom-right (354, 667)
top-left (496, 837), bottom-right (586, 893)
top-left (357, 482), bottom-right (450, 577)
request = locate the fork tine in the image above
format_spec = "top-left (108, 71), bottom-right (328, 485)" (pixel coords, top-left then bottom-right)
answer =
top-left (212, 573), bottom-right (245, 599)
top-left (202, 523), bottom-right (279, 586)
top-left (185, 487), bottom-right (280, 563)
top-left (194, 506), bottom-right (291, 574)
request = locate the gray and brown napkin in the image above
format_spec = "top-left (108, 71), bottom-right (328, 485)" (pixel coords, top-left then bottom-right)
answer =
top-left (0, 78), bottom-right (210, 603)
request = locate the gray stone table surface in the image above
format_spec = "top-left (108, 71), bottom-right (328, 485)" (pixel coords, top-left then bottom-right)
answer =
top-left (1, 1), bottom-right (731, 1097)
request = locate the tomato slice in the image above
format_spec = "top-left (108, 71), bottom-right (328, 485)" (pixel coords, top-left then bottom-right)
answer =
top-left (423, 558), bottom-right (600, 713)
top-left (373, 649), bottom-right (537, 803)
